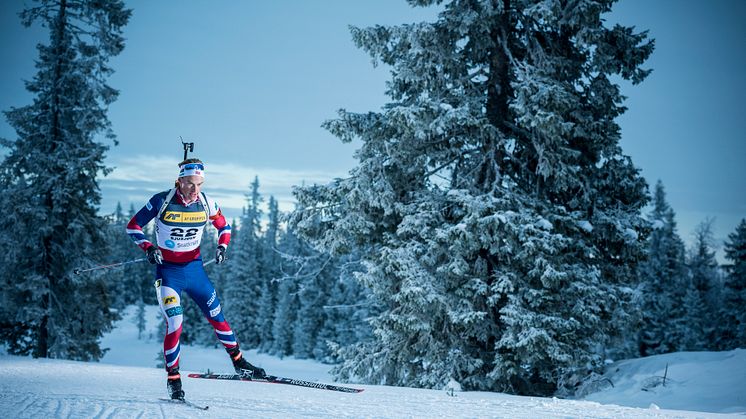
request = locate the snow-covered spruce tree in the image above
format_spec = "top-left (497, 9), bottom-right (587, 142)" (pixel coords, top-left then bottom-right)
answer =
top-left (272, 214), bottom-right (370, 361)
top-left (637, 181), bottom-right (688, 356)
top-left (124, 203), bottom-right (154, 303)
top-left (721, 219), bottom-right (746, 349)
top-left (290, 0), bottom-right (652, 395)
top-left (102, 205), bottom-right (126, 309)
top-left (223, 177), bottom-right (264, 347)
top-left (272, 211), bottom-right (334, 358)
top-left (291, 249), bottom-right (336, 360)
top-left (684, 218), bottom-right (721, 350)
top-left (104, 201), bottom-right (146, 309)
top-left (270, 275), bottom-right (298, 357)
top-left (0, 0), bottom-right (130, 360)
top-left (270, 223), bottom-right (304, 357)
top-left (320, 254), bottom-right (374, 362)
top-left (258, 196), bottom-right (281, 352)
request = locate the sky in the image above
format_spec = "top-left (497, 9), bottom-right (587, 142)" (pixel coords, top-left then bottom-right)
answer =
top-left (1, 0), bottom-right (744, 254)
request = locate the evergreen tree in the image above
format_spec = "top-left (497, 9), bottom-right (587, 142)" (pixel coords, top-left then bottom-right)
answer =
top-left (0, 0), bottom-right (130, 360)
top-left (270, 235), bottom-right (300, 358)
top-left (637, 181), bottom-right (688, 355)
top-left (263, 204), bottom-right (373, 361)
top-left (104, 201), bottom-right (140, 309)
top-left (291, 0), bottom-right (652, 395)
top-left (124, 203), bottom-right (153, 304)
top-left (223, 177), bottom-right (264, 347)
top-left (721, 219), bottom-right (746, 349)
top-left (292, 251), bottom-right (334, 360)
top-left (122, 202), bottom-right (154, 338)
top-left (271, 275), bottom-right (298, 357)
top-left (135, 297), bottom-right (147, 340)
top-left (258, 196), bottom-right (281, 352)
top-left (320, 254), bottom-right (373, 362)
top-left (685, 218), bottom-right (721, 350)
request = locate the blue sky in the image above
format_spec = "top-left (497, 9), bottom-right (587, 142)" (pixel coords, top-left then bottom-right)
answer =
top-left (1, 0), bottom-right (744, 252)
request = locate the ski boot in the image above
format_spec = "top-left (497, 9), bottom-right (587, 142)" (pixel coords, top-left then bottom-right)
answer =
top-left (229, 348), bottom-right (267, 379)
top-left (167, 368), bottom-right (185, 400)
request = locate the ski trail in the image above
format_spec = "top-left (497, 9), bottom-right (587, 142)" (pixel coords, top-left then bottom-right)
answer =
top-left (1, 353), bottom-right (743, 418)
top-left (0, 389), bottom-right (187, 419)
top-left (3, 392), bottom-right (35, 416)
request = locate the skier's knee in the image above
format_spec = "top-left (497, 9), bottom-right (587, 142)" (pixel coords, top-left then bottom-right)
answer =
top-left (159, 286), bottom-right (183, 331)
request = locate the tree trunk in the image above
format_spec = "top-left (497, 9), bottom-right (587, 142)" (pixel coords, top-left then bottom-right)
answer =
top-left (478, 0), bottom-right (513, 191)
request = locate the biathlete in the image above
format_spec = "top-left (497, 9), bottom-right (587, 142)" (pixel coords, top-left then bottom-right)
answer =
top-left (126, 158), bottom-right (266, 400)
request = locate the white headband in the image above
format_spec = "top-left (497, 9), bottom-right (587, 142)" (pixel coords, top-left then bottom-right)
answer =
top-left (179, 162), bottom-right (205, 178)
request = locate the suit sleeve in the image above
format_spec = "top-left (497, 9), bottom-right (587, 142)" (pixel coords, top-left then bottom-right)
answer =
top-left (204, 193), bottom-right (231, 248)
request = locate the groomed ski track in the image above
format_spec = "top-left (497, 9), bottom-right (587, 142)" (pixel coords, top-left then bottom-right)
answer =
top-left (1, 355), bottom-right (737, 419)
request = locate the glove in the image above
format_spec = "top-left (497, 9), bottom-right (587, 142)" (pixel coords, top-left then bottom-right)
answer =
top-left (215, 245), bottom-right (227, 264)
top-left (146, 246), bottom-right (163, 265)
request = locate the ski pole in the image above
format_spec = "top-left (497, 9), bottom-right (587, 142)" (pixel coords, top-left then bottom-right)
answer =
top-left (75, 255), bottom-right (220, 274)
top-left (73, 257), bottom-right (148, 275)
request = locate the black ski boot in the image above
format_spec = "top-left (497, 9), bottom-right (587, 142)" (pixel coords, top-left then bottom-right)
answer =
top-left (167, 369), bottom-right (185, 400)
top-left (229, 348), bottom-right (267, 379)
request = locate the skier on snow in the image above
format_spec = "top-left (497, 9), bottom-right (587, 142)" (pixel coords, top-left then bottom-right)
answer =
top-left (126, 158), bottom-right (267, 400)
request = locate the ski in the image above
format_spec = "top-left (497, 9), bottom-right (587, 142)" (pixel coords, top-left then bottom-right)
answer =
top-left (159, 397), bottom-right (209, 410)
top-left (187, 372), bottom-right (364, 393)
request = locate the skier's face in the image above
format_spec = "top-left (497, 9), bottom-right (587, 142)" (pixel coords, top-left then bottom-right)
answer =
top-left (177, 175), bottom-right (203, 202)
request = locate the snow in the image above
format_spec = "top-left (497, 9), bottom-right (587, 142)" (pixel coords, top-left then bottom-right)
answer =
top-left (582, 349), bottom-right (746, 414)
top-left (623, 227), bottom-right (639, 241)
top-left (0, 305), bottom-right (743, 418)
top-left (577, 220), bottom-right (594, 233)
top-left (536, 217), bottom-right (553, 231)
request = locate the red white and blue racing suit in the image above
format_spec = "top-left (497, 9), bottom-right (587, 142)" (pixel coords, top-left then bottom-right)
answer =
top-left (127, 188), bottom-right (236, 373)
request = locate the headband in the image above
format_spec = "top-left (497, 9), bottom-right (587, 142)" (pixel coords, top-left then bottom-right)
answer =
top-left (179, 162), bottom-right (205, 178)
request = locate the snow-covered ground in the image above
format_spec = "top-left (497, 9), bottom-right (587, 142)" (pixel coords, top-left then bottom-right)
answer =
top-left (582, 349), bottom-right (746, 415)
top-left (0, 305), bottom-right (743, 418)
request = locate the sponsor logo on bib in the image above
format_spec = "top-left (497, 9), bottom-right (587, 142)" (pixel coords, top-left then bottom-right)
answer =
top-left (163, 211), bottom-right (207, 223)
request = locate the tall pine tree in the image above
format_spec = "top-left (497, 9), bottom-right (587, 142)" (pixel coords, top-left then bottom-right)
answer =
top-left (291, 0), bottom-right (652, 395)
top-left (721, 219), bottom-right (746, 349)
top-left (321, 253), bottom-right (373, 363)
top-left (270, 223), bottom-right (303, 357)
top-left (637, 181), bottom-right (688, 356)
top-left (0, 0), bottom-right (130, 360)
top-left (257, 196), bottom-right (281, 352)
top-left (684, 218), bottom-right (721, 350)
top-left (223, 177), bottom-right (264, 347)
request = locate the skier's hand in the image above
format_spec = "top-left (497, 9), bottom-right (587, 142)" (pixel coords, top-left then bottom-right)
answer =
top-left (146, 247), bottom-right (163, 265)
top-left (215, 244), bottom-right (227, 264)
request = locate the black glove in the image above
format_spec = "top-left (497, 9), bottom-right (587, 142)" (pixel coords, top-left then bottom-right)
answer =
top-left (146, 247), bottom-right (163, 265)
top-left (215, 245), bottom-right (227, 264)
